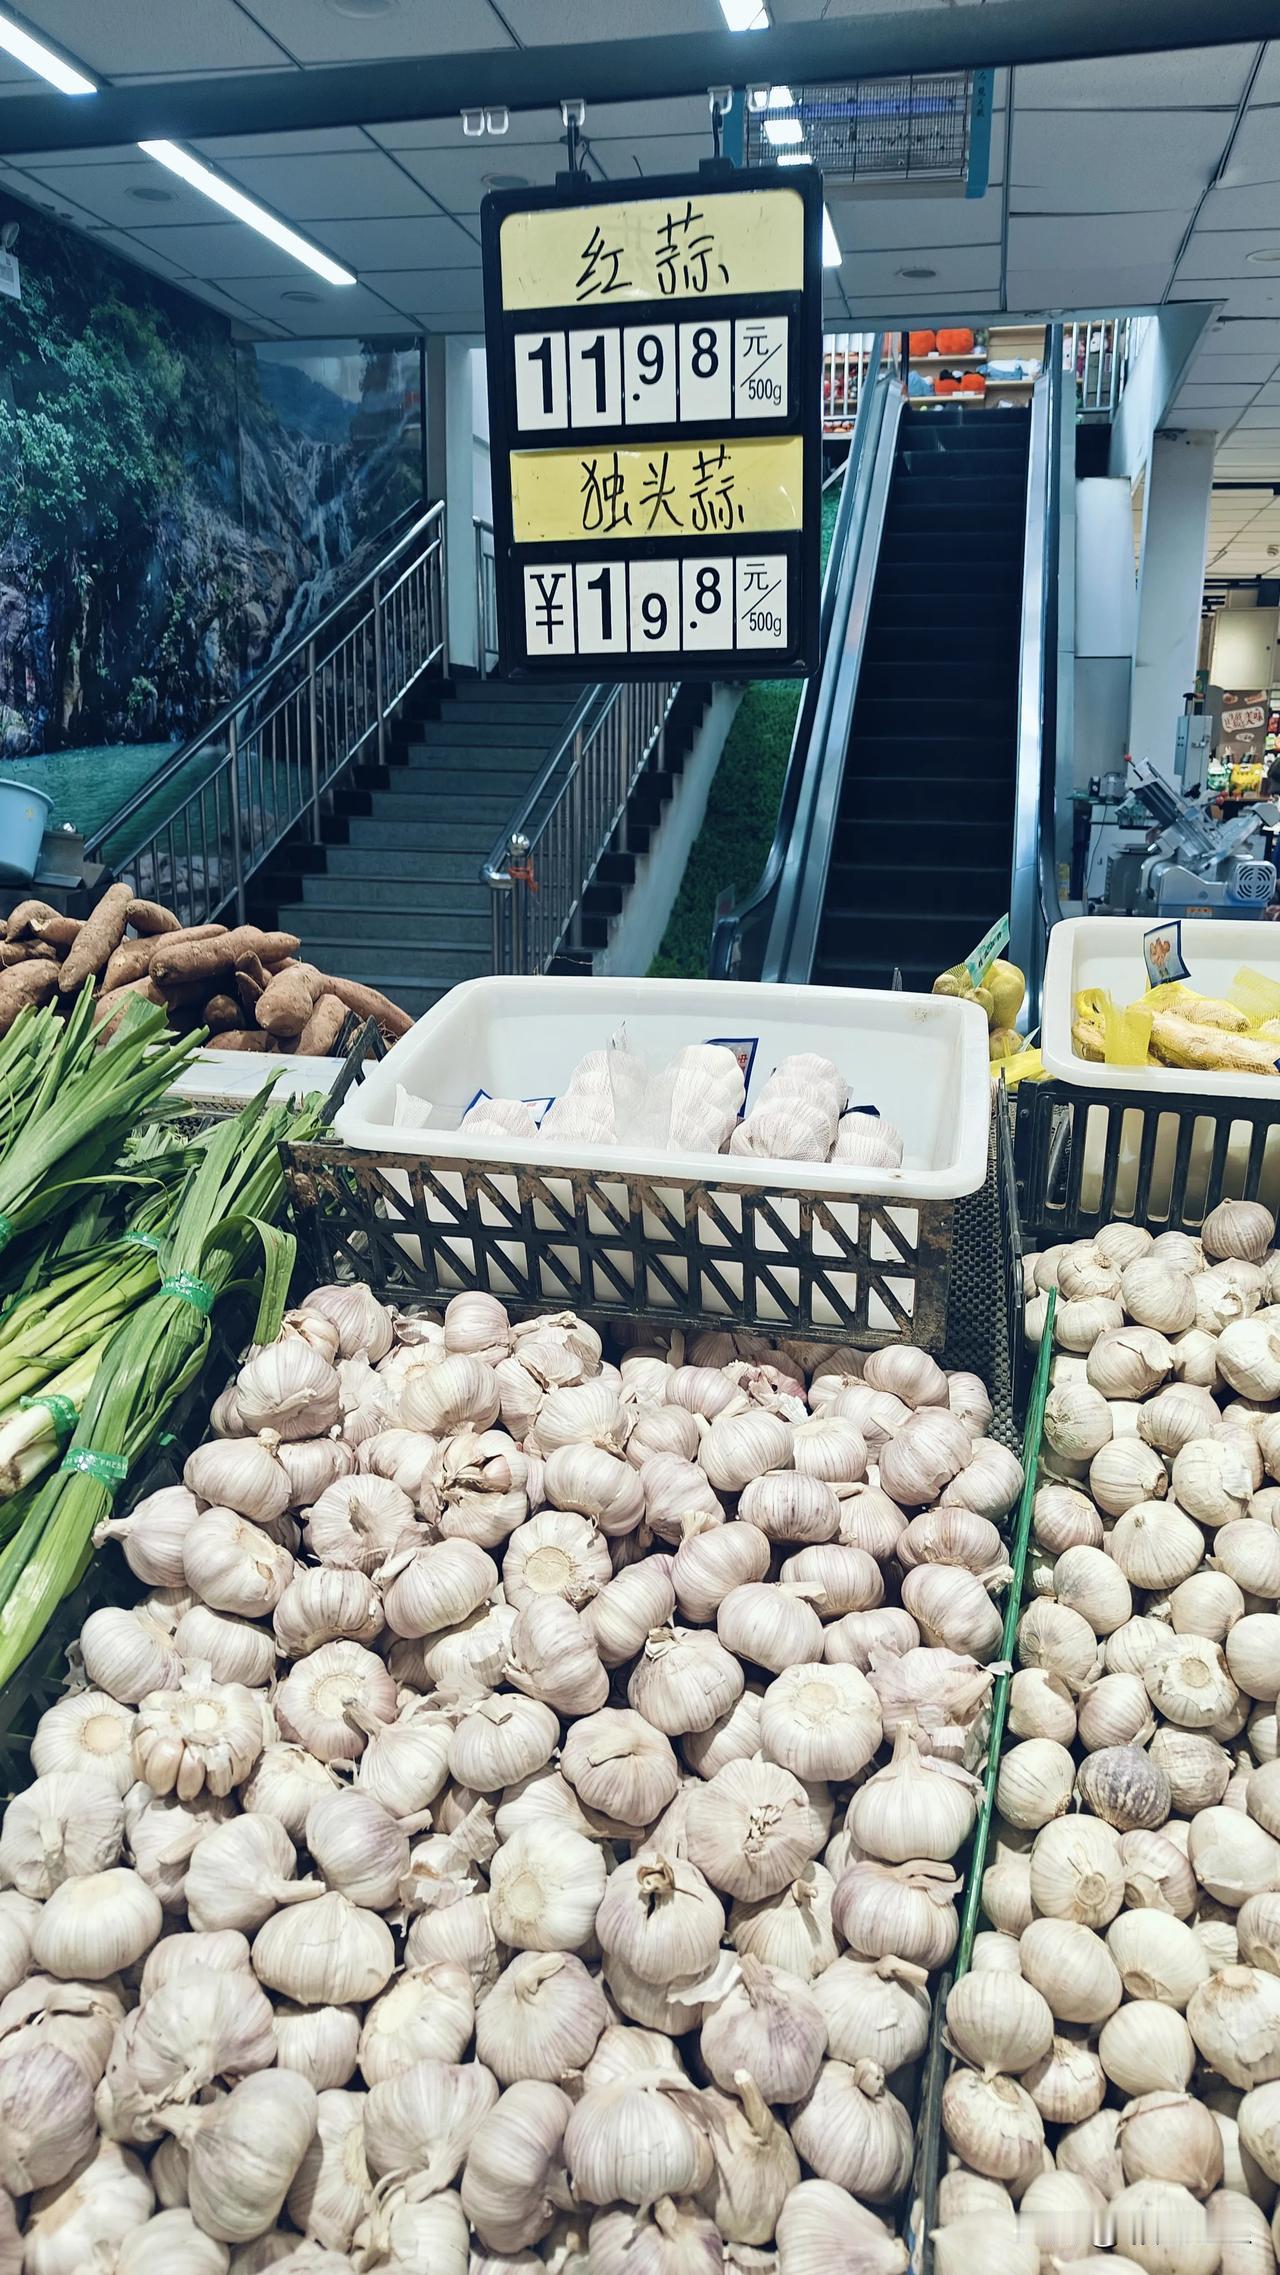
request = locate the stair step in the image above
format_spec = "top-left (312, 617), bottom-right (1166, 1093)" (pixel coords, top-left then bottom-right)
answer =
top-left (408, 722), bottom-right (558, 750)
top-left (299, 908), bottom-right (491, 949)
top-left (429, 699), bottom-right (578, 727)
top-left (293, 876), bottom-right (490, 912)
top-left (325, 845), bottom-right (493, 876)
top-left (448, 680), bottom-right (589, 705)
top-left (299, 938), bottom-right (491, 984)
top-left (345, 811), bottom-right (512, 847)
top-left (378, 775), bottom-right (536, 807)
top-left (840, 776), bottom-right (1013, 820)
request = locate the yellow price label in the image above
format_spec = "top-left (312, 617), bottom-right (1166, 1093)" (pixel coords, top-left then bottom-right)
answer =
top-left (499, 188), bottom-right (805, 311)
top-left (509, 435), bottom-right (804, 546)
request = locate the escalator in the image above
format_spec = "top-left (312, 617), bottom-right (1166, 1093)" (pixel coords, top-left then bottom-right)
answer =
top-left (810, 405), bottom-right (1030, 992)
top-left (714, 328), bottom-right (1063, 1019)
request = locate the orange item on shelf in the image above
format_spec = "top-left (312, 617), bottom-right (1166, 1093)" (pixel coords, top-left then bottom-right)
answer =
top-left (937, 327), bottom-right (976, 355)
top-left (959, 372), bottom-right (987, 395)
top-left (934, 374), bottom-right (960, 396)
top-left (909, 330), bottom-right (937, 357)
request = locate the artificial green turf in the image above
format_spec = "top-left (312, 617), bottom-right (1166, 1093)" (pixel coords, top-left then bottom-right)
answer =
top-left (649, 485), bottom-right (839, 979)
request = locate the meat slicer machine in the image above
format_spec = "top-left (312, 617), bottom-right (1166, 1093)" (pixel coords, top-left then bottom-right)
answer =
top-left (1104, 760), bottom-right (1278, 918)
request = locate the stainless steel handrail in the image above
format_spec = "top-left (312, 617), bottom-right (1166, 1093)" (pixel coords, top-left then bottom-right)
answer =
top-left (85, 502), bottom-right (447, 928)
top-left (483, 679), bottom-right (676, 974)
top-left (1065, 316), bottom-right (1130, 418)
top-left (708, 332), bottom-right (894, 984)
top-left (474, 518), bottom-right (498, 678)
top-left (1009, 323), bottom-right (1065, 1030)
top-left (754, 350), bottom-right (903, 986)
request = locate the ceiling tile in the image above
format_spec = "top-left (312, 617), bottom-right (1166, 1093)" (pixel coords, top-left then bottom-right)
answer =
top-left (9, 158), bottom-right (235, 229)
top-left (1199, 182), bottom-right (1280, 232)
top-left (1189, 352), bottom-right (1280, 383)
top-left (392, 144), bottom-right (564, 212)
top-left (368, 268), bottom-right (483, 316)
top-left (305, 215), bottom-right (480, 268)
top-left (195, 128), bottom-right (372, 159)
top-left (234, 0), bottom-right (510, 60)
top-left (216, 273), bottom-right (415, 329)
top-left (1170, 278), bottom-right (1280, 316)
top-left (218, 150), bottom-right (438, 220)
top-left (842, 288), bottom-right (1006, 319)
top-left (1177, 383), bottom-right (1261, 404)
top-left (1178, 230), bottom-right (1280, 284)
top-left (1017, 47), bottom-right (1255, 111)
top-left (1219, 107), bottom-right (1280, 190)
top-left (1005, 265), bottom-right (1171, 310)
top-left (818, 193), bottom-right (1001, 253)
top-left (1206, 319), bottom-right (1280, 352)
top-left (497, 0), bottom-right (722, 34)
top-left (1251, 49), bottom-right (1280, 105)
top-left (123, 220), bottom-right (320, 277)
top-left (834, 244), bottom-right (1001, 296)
top-left (1009, 208), bottom-right (1186, 273)
top-left (1010, 110), bottom-right (1227, 215)
top-left (16, 0), bottom-right (292, 74)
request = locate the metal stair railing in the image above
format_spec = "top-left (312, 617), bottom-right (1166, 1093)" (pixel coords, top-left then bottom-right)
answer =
top-left (483, 678), bottom-right (677, 975)
top-left (474, 519), bottom-right (499, 679)
top-left (84, 502), bottom-right (447, 929)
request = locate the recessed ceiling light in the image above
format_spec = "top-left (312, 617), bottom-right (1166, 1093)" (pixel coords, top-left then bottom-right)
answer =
top-left (1246, 249), bottom-right (1280, 266)
top-left (326, 0), bottom-right (398, 16)
top-left (483, 173), bottom-right (528, 190)
top-left (281, 288), bottom-right (321, 303)
top-left (0, 7), bottom-right (95, 94)
top-left (126, 183), bottom-right (175, 204)
top-left (138, 142), bottom-right (356, 286)
top-left (897, 266), bottom-right (938, 280)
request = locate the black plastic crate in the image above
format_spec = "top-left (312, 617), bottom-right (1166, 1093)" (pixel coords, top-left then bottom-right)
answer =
top-left (1015, 1075), bottom-right (1280, 1246)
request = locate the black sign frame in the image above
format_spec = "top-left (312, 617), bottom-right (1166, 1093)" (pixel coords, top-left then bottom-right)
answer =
top-left (480, 162), bottom-right (824, 684)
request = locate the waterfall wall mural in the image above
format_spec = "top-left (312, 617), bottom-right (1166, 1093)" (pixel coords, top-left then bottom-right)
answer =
top-left (0, 190), bottom-right (424, 764)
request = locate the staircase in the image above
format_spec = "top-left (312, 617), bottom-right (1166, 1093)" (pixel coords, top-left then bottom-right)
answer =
top-left (810, 404), bottom-right (1030, 993)
top-left (264, 679), bottom-right (587, 1021)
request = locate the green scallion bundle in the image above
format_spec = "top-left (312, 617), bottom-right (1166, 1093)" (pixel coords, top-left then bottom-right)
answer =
top-left (0, 1088), bottom-right (324, 1686)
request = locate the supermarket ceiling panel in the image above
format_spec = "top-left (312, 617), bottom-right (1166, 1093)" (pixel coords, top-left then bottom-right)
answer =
top-left (0, 0), bottom-right (1276, 475)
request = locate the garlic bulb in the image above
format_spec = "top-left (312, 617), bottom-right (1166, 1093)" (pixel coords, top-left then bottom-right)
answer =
top-left (789, 2059), bottom-right (911, 2203)
top-left (1106, 1907), bottom-right (1211, 2008)
top-left (1238, 2081), bottom-right (1280, 2185)
top-left (1077, 1671), bottom-right (1155, 1752)
top-left (488, 1824), bottom-right (607, 1952)
top-left (305, 1788), bottom-right (411, 1909)
top-left (358, 1961), bottom-right (475, 2083)
top-left (1019, 1916), bottom-right (1122, 2025)
top-left (30, 1867), bottom-right (161, 1981)
top-left (1186, 1965), bottom-right (1280, 2088)
top-left (184, 1810), bottom-right (321, 1932)
top-left (0, 2041), bottom-right (97, 2191)
top-left (158, 2070), bottom-right (318, 2243)
top-left (700, 1957), bottom-right (826, 2101)
top-left (274, 1641), bottom-right (396, 1764)
top-left (848, 1726), bottom-right (979, 1861)
top-left (758, 1663), bottom-right (881, 1783)
top-left (1086, 1325), bottom-right (1173, 1400)
top-left (685, 1756), bottom-right (826, 1901)
top-left (901, 1566), bottom-right (1002, 1661)
top-left (1009, 1666), bottom-right (1078, 1744)
top-left (79, 1606), bottom-right (182, 1705)
top-left (790, 1416), bottom-right (868, 1484)
top-left (252, 1889), bottom-right (395, 2006)
top-left (1089, 1438), bottom-right (1168, 1520)
top-left (1023, 2033), bottom-right (1106, 2127)
top-left (996, 1736), bottom-right (1077, 1830)
top-left (1204, 1200), bottom-right (1276, 1263)
top-left (474, 1949), bottom-right (607, 2087)
top-left (0, 1771), bottom-right (124, 1899)
top-left (1100, 1997), bottom-right (1196, 2094)
top-left (728, 1862), bottom-right (838, 1982)
top-left (182, 1507), bottom-right (295, 1618)
top-left (699, 2075), bottom-right (799, 2247)
top-left (776, 2179), bottom-right (909, 2275)
top-left (1029, 1815), bottom-right (1124, 1926)
top-left (714, 1579), bottom-right (823, 1687)
top-left (271, 1566), bottom-right (381, 1660)
top-left (184, 1434), bottom-right (292, 1526)
top-left (450, 1696), bottom-right (560, 1797)
top-left (172, 1604), bottom-right (277, 1689)
top-left (304, 1283), bottom-right (395, 1362)
top-left (832, 1858), bottom-right (960, 1970)
top-left (940, 2067), bottom-right (1044, 2191)
top-left (944, 1968), bottom-right (1053, 2075)
top-left (628, 1625), bottom-right (744, 1735)
top-left (508, 1596), bottom-right (609, 1717)
top-left (597, 1855), bottom-right (724, 1984)
top-left (1077, 1744), bottom-right (1172, 1832)
top-left (1145, 1634), bottom-right (1239, 1731)
top-left (460, 2079), bottom-right (571, 2254)
top-left (560, 1707), bottom-right (679, 1828)
top-left (237, 1342), bottom-right (341, 1441)
top-left (272, 2001), bottom-right (360, 2091)
top-left (583, 1560), bottom-right (677, 1667)
top-left (564, 2075), bottom-right (712, 2206)
top-left (93, 1486), bottom-right (200, 1587)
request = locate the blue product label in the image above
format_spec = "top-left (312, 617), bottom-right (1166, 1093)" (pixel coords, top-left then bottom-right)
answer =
top-left (963, 913), bottom-right (1010, 989)
top-left (1143, 921), bottom-right (1190, 986)
top-left (463, 1086), bottom-right (556, 1125)
top-left (706, 1035), bottom-right (759, 1105)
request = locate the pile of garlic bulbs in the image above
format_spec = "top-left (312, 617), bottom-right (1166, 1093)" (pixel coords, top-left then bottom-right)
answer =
top-left (936, 1199), bottom-right (1280, 2275)
top-left (460, 1045), bottom-right (905, 1173)
top-left (0, 1286), bottom-right (1022, 2275)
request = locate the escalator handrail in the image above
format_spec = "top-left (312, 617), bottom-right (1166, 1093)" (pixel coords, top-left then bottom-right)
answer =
top-left (762, 364), bottom-right (905, 985)
top-left (708, 333), bottom-right (892, 982)
top-left (1008, 322), bottom-right (1065, 1030)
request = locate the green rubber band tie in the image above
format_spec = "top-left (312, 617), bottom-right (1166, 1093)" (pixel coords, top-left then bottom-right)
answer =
top-left (159, 1273), bottom-right (216, 1316)
top-left (59, 1447), bottom-right (128, 1491)
top-left (124, 1231), bottom-right (162, 1253)
top-left (19, 1393), bottom-right (77, 1440)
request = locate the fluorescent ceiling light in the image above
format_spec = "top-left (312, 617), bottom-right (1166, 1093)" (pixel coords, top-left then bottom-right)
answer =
top-left (776, 152), bottom-right (812, 166)
top-left (764, 117), bottom-right (803, 146)
top-left (767, 85), bottom-right (793, 107)
top-left (822, 207), bottom-right (842, 269)
top-left (0, 8), bottom-right (95, 93)
top-left (138, 141), bottom-right (356, 286)
top-left (718, 0), bottom-right (768, 27)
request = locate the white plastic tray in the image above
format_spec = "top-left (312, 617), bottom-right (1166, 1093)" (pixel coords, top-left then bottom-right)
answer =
top-left (333, 975), bottom-right (991, 1201)
top-left (1042, 916), bottom-right (1280, 1101)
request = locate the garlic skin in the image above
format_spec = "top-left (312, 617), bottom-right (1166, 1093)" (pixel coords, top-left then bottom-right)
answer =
top-left (790, 2058), bottom-right (912, 2203)
top-left (19, 2136), bottom-right (153, 2275)
top-left (700, 2076), bottom-right (800, 2247)
top-left (941, 2066), bottom-right (1044, 2191)
top-left (284, 2086), bottom-right (370, 2252)
top-left (0, 1771), bottom-right (124, 1899)
top-left (597, 1855), bottom-right (724, 1984)
top-left (776, 2179), bottom-right (909, 2275)
top-left (474, 1949), bottom-right (607, 2085)
top-left (0, 2041), bottom-right (97, 2191)
top-left (685, 1756), bottom-right (827, 1901)
top-left (252, 1890), bottom-right (395, 2006)
top-left (460, 2078), bottom-right (572, 2254)
top-left (564, 2075), bottom-right (713, 2207)
top-left (489, 1825), bottom-right (607, 1952)
top-left (159, 2069), bottom-right (318, 2244)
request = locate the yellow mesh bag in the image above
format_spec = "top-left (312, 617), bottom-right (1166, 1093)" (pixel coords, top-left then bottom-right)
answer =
top-left (1227, 967), bottom-right (1280, 1027)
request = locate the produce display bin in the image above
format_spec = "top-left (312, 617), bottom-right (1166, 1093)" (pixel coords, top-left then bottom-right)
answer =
top-left (1030, 915), bottom-right (1280, 1233)
top-left (283, 976), bottom-right (1000, 1360)
top-left (911, 1303), bottom-right (1054, 2275)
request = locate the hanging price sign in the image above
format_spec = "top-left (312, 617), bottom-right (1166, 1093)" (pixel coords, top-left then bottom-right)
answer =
top-left (481, 165), bottom-right (823, 682)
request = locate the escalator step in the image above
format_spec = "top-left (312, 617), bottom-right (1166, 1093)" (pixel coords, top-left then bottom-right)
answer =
top-left (867, 626), bottom-right (1020, 664)
top-left (890, 476), bottom-right (1027, 507)
top-left (874, 565), bottom-right (1022, 597)
top-left (858, 660), bottom-right (1018, 701)
top-left (825, 861), bottom-right (1010, 915)
top-left (900, 450), bottom-right (1027, 482)
top-left (840, 776), bottom-right (1014, 818)
top-left (854, 697), bottom-right (1016, 738)
top-left (882, 503), bottom-right (1024, 538)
